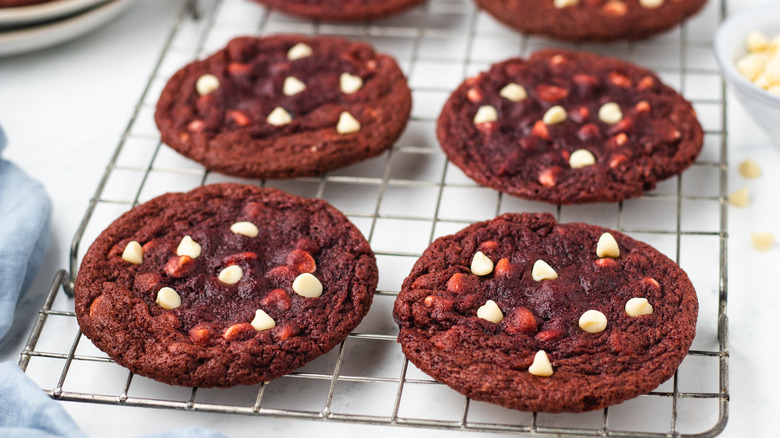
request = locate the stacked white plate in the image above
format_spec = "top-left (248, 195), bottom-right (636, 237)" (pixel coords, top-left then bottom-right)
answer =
top-left (0, 0), bottom-right (134, 57)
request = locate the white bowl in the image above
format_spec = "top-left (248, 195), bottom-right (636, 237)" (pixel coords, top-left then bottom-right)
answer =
top-left (714, 2), bottom-right (780, 147)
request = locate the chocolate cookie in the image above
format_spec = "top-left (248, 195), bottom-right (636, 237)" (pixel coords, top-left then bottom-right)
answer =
top-left (155, 35), bottom-right (411, 179)
top-left (475, 0), bottom-right (708, 41)
top-left (252, 0), bottom-right (424, 21)
top-left (437, 50), bottom-right (703, 204)
top-left (393, 212), bottom-right (698, 413)
top-left (75, 183), bottom-right (377, 388)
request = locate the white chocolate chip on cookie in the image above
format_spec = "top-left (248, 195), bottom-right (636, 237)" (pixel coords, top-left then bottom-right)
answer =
top-left (283, 76), bottom-right (306, 96)
top-left (230, 221), bottom-right (259, 237)
top-left (251, 309), bottom-right (276, 331)
top-left (528, 350), bottom-right (553, 377)
top-left (554, 0), bottom-right (579, 8)
top-left (598, 102), bottom-right (623, 124)
top-left (218, 265), bottom-right (243, 285)
top-left (470, 251), bottom-right (494, 276)
top-left (499, 83), bottom-right (527, 102)
top-left (122, 241), bottom-right (143, 264)
top-left (596, 232), bottom-right (620, 258)
top-left (293, 273), bottom-right (323, 298)
top-left (542, 105), bottom-right (567, 125)
top-left (473, 105), bottom-right (498, 125)
top-left (477, 299), bottom-right (504, 323)
top-left (287, 42), bottom-right (312, 60)
top-left (569, 149), bottom-right (596, 169)
top-left (176, 235), bottom-right (202, 259)
top-left (532, 260), bottom-right (558, 281)
top-left (579, 310), bottom-right (608, 333)
top-left (196, 74), bottom-right (220, 96)
top-left (340, 72), bottom-right (364, 94)
top-left (336, 112), bottom-right (361, 134)
top-left (156, 287), bottom-right (181, 310)
top-left (267, 107), bottom-right (292, 126)
top-left (625, 297), bottom-right (654, 317)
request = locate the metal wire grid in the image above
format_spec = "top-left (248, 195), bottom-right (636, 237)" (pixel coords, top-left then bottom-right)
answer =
top-left (19, 0), bottom-right (729, 436)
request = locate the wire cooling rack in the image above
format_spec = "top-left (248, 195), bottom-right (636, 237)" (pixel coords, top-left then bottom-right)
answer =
top-left (19, 0), bottom-right (729, 436)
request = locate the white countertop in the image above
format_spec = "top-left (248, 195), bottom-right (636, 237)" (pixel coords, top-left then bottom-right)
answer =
top-left (0, 0), bottom-right (778, 436)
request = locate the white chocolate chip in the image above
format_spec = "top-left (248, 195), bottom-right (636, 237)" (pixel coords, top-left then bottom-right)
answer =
top-left (528, 350), bottom-right (553, 377)
top-left (287, 42), bottom-right (312, 60)
top-left (532, 260), bottom-right (558, 282)
top-left (251, 309), bottom-right (276, 331)
top-left (738, 159), bottom-right (762, 179)
top-left (176, 235), bottom-right (202, 259)
top-left (625, 297), bottom-right (653, 317)
top-left (470, 251), bottom-right (494, 276)
top-left (569, 149), bottom-right (596, 169)
top-left (283, 76), bottom-right (306, 96)
top-left (293, 273), bottom-right (323, 298)
top-left (596, 232), bottom-right (620, 258)
top-left (736, 52), bottom-right (768, 82)
top-left (553, 0), bottom-right (579, 8)
top-left (578, 310), bottom-right (608, 333)
top-left (218, 265), bottom-right (243, 285)
top-left (751, 232), bottom-right (775, 251)
top-left (728, 187), bottom-right (750, 207)
top-left (336, 111), bottom-right (361, 134)
top-left (340, 72), bottom-right (364, 94)
top-left (267, 107), bottom-right (292, 126)
top-left (476, 300), bottom-right (504, 323)
top-left (746, 31), bottom-right (770, 53)
top-left (121, 241), bottom-right (143, 265)
top-left (196, 74), bottom-right (220, 96)
top-left (499, 83), bottom-right (527, 102)
top-left (542, 105), bottom-right (567, 125)
top-left (230, 221), bottom-right (259, 238)
top-left (639, 0), bottom-right (664, 8)
top-left (473, 105), bottom-right (498, 125)
top-left (156, 287), bottom-right (181, 310)
top-left (598, 102), bottom-right (623, 124)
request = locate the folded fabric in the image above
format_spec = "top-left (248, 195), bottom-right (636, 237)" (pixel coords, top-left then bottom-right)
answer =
top-left (0, 125), bottom-right (52, 342)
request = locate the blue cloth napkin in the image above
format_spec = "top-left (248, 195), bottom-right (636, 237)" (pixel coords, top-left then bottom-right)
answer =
top-left (0, 125), bottom-right (227, 438)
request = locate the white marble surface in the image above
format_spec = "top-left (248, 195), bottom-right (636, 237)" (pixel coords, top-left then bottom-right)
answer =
top-left (0, 0), bottom-right (778, 436)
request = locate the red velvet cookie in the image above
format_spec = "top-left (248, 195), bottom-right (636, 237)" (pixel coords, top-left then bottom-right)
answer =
top-left (155, 35), bottom-right (411, 179)
top-left (75, 183), bottom-right (377, 388)
top-left (393, 212), bottom-right (697, 412)
top-left (251, 0), bottom-right (424, 21)
top-left (437, 50), bottom-right (703, 204)
top-left (475, 0), bottom-right (708, 41)
top-left (0, 0), bottom-right (54, 6)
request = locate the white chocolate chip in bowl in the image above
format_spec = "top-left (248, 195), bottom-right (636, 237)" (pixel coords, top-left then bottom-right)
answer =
top-left (156, 287), bottom-right (181, 310)
top-left (283, 76), bottom-right (307, 96)
top-left (596, 232), bottom-right (620, 258)
top-left (532, 260), bottom-right (558, 281)
top-left (625, 297), bottom-right (654, 317)
top-left (230, 221), bottom-right (259, 237)
top-left (473, 105), bottom-right (498, 125)
top-left (293, 273), bottom-right (323, 298)
top-left (251, 309), bottom-right (276, 331)
top-left (579, 310), bottom-right (608, 333)
top-left (542, 105), bottom-right (567, 125)
top-left (267, 107), bottom-right (292, 126)
top-left (598, 102), bottom-right (623, 124)
top-left (340, 72), bottom-right (364, 94)
top-left (176, 235), bottom-right (202, 259)
top-left (337, 112), bottom-right (361, 134)
top-left (122, 241), bottom-right (143, 264)
top-left (569, 149), bottom-right (596, 169)
top-left (195, 74), bottom-right (220, 96)
top-left (287, 42), bottom-right (312, 60)
top-left (528, 350), bottom-right (553, 377)
top-left (499, 83), bottom-right (527, 102)
top-left (476, 299), bottom-right (504, 323)
top-left (470, 251), bottom-right (494, 276)
top-left (218, 265), bottom-right (244, 285)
